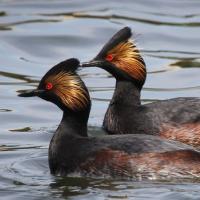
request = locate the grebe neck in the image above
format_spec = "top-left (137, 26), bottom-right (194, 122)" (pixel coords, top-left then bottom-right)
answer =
top-left (111, 80), bottom-right (141, 106)
top-left (58, 110), bottom-right (88, 137)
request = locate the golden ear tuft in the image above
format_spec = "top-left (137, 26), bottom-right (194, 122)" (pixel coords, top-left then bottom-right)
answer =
top-left (106, 40), bottom-right (146, 81)
top-left (45, 71), bottom-right (89, 110)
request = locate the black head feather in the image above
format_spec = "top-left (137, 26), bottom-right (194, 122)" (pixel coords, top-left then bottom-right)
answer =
top-left (95, 27), bottom-right (132, 59)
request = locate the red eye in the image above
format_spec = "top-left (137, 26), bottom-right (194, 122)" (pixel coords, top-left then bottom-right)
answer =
top-left (106, 54), bottom-right (113, 62)
top-left (46, 82), bottom-right (53, 90)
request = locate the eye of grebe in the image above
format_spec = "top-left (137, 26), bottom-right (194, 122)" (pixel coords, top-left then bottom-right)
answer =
top-left (106, 54), bottom-right (114, 62)
top-left (46, 82), bottom-right (53, 90)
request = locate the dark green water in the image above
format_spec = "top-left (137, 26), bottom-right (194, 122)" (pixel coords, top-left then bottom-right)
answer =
top-left (0, 0), bottom-right (200, 199)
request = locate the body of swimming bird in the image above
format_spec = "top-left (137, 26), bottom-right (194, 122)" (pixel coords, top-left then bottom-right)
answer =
top-left (82, 27), bottom-right (200, 147)
top-left (19, 58), bottom-right (200, 180)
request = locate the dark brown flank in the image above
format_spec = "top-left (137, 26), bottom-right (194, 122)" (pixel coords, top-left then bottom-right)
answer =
top-left (160, 123), bottom-right (200, 147)
top-left (79, 148), bottom-right (200, 179)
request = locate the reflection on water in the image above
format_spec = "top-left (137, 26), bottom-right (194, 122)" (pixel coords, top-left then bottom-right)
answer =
top-left (171, 59), bottom-right (200, 68)
top-left (0, 0), bottom-right (200, 199)
top-left (0, 71), bottom-right (38, 84)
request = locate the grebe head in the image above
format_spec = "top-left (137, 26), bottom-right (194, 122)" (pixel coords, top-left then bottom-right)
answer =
top-left (19, 58), bottom-right (90, 113)
top-left (82, 27), bottom-right (146, 89)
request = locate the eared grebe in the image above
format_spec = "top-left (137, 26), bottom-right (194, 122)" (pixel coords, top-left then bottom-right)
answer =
top-left (82, 27), bottom-right (200, 147)
top-left (19, 58), bottom-right (200, 180)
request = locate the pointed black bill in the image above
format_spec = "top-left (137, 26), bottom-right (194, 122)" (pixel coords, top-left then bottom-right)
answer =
top-left (18, 89), bottom-right (44, 97)
top-left (81, 60), bottom-right (105, 67)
